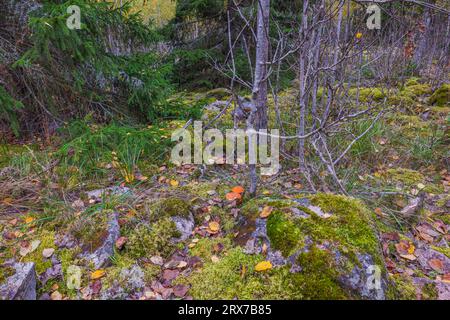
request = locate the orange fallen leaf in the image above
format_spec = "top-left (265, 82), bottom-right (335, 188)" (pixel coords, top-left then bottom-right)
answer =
top-left (225, 192), bottom-right (242, 201)
top-left (260, 206), bottom-right (273, 219)
top-left (91, 269), bottom-right (106, 280)
top-left (231, 186), bottom-right (245, 194)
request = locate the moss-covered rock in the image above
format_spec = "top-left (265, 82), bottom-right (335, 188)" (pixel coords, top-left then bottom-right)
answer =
top-left (181, 194), bottom-right (388, 300)
top-left (349, 87), bottom-right (386, 102)
top-left (146, 197), bottom-right (192, 220)
top-left (126, 217), bottom-right (180, 259)
top-left (429, 84), bottom-right (449, 107)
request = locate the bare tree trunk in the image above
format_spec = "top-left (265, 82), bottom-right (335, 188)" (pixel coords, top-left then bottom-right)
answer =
top-left (252, 0), bottom-right (270, 131)
top-left (249, 0), bottom-right (271, 196)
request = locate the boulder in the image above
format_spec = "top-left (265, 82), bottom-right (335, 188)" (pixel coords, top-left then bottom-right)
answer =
top-left (0, 262), bottom-right (36, 300)
top-left (84, 213), bottom-right (120, 268)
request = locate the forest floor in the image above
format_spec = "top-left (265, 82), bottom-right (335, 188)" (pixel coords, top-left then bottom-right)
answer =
top-left (0, 80), bottom-right (449, 300)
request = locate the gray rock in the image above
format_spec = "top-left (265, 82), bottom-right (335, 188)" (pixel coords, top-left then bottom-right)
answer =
top-left (338, 253), bottom-right (387, 300)
top-left (86, 186), bottom-right (131, 200)
top-left (412, 277), bottom-right (450, 300)
top-left (85, 213), bottom-right (120, 268)
top-left (0, 262), bottom-right (36, 300)
top-left (171, 213), bottom-right (195, 242)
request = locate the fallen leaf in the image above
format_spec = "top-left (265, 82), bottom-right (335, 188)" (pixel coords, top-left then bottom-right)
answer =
top-left (211, 255), bottom-right (220, 263)
top-left (50, 291), bottom-right (62, 300)
top-left (255, 261), bottom-right (272, 272)
top-left (150, 256), bottom-right (164, 266)
top-left (169, 179), bottom-right (179, 187)
top-left (173, 284), bottom-right (189, 298)
top-left (42, 248), bottom-right (55, 258)
top-left (428, 259), bottom-right (444, 274)
top-left (91, 269), bottom-right (106, 280)
top-left (115, 236), bottom-right (128, 250)
top-left (162, 269), bottom-right (179, 281)
top-left (400, 254), bottom-right (416, 261)
top-left (374, 207), bottom-right (384, 216)
top-left (24, 216), bottom-right (35, 224)
top-left (177, 261), bottom-right (188, 269)
top-left (260, 206), bottom-right (273, 219)
top-left (231, 186), bottom-right (245, 194)
top-left (225, 192), bottom-right (242, 201)
top-left (19, 240), bottom-right (41, 257)
top-left (208, 221), bottom-right (220, 233)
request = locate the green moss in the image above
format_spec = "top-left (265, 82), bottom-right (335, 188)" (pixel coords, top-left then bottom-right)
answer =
top-left (23, 230), bottom-right (56, 274)
top-left (389, 274), bottom-right (417, 300)
top-left (0, 265), bottom-right (15, 283)
top-left (297, 193), bottom-right (381, 264)
top-left (209, 207), bottom-right (236, 233)
top-left (349, 87), bottom-right (386, 102)
top-left (189, 237), bottom-right (233, 261)
top-left (293, 246), bottom-right (349, 299)
top-left (147, 197), bottom-right (192, 220)
top-left (429, 84), bottom-right (449, 107)
top-left (385, 168), bottom-right (424, 186)
top-left (70, 210), bottom-right (110, 252)
top-left (180, 247), bottom-right (266, 300)
top-left (402, 84), bottom-right (432, 97)
top-left (183, 244), bottom-right (350, 300)
top-left (126, 217), bottom-right (180, 259)
top-left (267, 211), bottom-right (304, 257)
top-left (405, 77), bottom-right (420, 87)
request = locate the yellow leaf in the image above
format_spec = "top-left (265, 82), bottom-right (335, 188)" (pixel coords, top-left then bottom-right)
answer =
top-left (255, 261), bottom-right (272, 272)
top-left (24, 216), bottom-right (35, 224)
top-left (169, 179), bottom-right (179, 187)
top-left (356, 32), bottom-right (363, 39)
top-left (260, 206), bottom-right (273, 219)
top-left (91, 269), bottom-right (106, 280)
top-left (208, 221), bottom-right (220, 233)
top-left (407, 244), bottom-right (415, 254)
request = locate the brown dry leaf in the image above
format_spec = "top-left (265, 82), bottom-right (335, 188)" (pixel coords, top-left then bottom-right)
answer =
top-left (374, 207), bottom-right (385, 217)
top-left (260, 206), bottom-right (273, 219)
top-left (50, 291), bottom-right (63, 300)
top-left (442, 274), bottom-right (450, 283)
top-left (400, 254), bottom-right (417, 261)
top-left (428, 259), bottom-right (444, 274)
top-left (91, 269), bottom-right (106, 280)
top-left (255, 261), bottom-right (272, 272)
top-left (115, 236), bottom-right (128, 250)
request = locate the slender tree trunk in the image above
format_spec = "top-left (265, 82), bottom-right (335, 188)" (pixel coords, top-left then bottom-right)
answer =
top-left (252, 0), bottom-right (270, 131)
top-left (248, 0), bottom-right (270, 196)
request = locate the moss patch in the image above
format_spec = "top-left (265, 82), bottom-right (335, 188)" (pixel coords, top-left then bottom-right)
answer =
top-left (146, 197), bottom-right (192, 220)
top-left (429, 84), bottom-right (449, 107)
top-left (126, 217), bottom-right (180, 259)
top-left (23, 230), bottom-right (56, 274)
